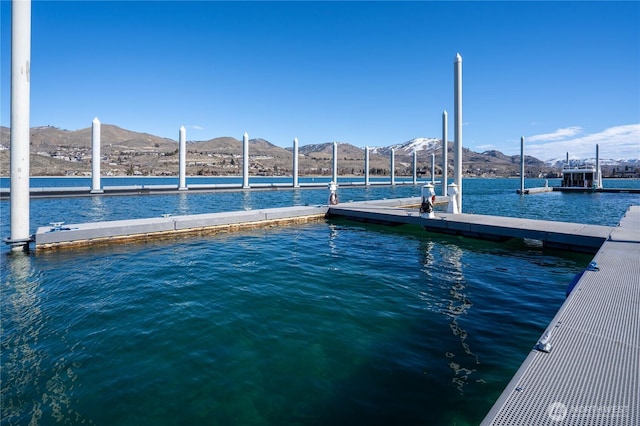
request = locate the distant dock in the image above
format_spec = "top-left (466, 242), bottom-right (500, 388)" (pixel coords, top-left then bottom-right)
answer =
top-left (518, 186), bottom-right (640, 194)
top-left (1, 180), bottom-right (421, 200)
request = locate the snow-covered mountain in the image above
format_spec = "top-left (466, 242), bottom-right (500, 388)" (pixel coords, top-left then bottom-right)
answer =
top-left (371, 137), bottom-right (442, 156)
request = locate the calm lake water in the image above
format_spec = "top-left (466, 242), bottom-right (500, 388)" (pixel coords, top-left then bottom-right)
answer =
top-left (1, 177), bottom-right (638, 425)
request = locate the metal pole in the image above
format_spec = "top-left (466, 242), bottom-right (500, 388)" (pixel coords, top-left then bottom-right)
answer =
top-left (332, 142), bottom-right (338, 183)
top-left (520, 136), bottom-right (525, 194)
top-left (413, 151), bottom-right (418, 185)
top-left (390, 148), bottom-right (395, 185)
top-left (8, 0), bottom-right (31, 251)
top-left (454, 53), bottom-right (463, 212)
top-left (431, 153), bottom-right (435, 185)
top-left (242, 132), bottom-right (250, 188)
top-left (293, 137), bottom-right (299, 188)
top-left (442, 110), bottom-right (448, 197)
top-left (179, 126), bottom-right (187, 190)
top-left (91, 117), bottom-right (102, 193)
top-left (364, 146), bottom-right (370, 186)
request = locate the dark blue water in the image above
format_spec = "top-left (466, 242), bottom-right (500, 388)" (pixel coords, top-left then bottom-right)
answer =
top-left (1, 178), bottom-right (638, 425)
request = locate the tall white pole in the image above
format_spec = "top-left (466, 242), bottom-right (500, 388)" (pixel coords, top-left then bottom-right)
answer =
top-left (332, 142), bottom-right (338, 182)
top-left (596, 144), bottom-right (601, 188)
top-left (442, 110), bottom-right (448, 197)
top-left (293, 137), bottom-right (299, 188)
top-left (364, 146), bottom-right (370, 186)
top-left (412, 151), bottom-right (418, 185)
top-left (8, 0), bottom-right (31, 251)
top-left (390, 148), bottom-right (395, 185)
top-left (454, 53), bottom-right (463, 212)
top-left (243, 132), bottom-right (250, 188)
top-left (178, 125), bottom-right (187, 190)
top-left (91, 117), bottom-right (102, 193)
top-left (520, 136), bottom-right (525, 194)
top-left (431, 153), bottom-right (435, 184)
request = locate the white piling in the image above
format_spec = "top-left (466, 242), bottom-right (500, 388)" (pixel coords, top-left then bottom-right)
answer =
top-left (91, 117), bottom-right (103, 193)
top-left (390, 148), bottom-right (395, 185)
top-left (8, 0), bottom-right (31, 251)
top-left (178, 126), bottom-right (187, 190)
top-left (520, 136), bottom-right (525, 194)
top-left (412, 151), bottom-right (418, 185)
top-left (431, 153), bottom-right (436, 185)
top-left (454, 53), bottom-right (463, 212)
top-left (332, 142), bottom-right (338, 183)
top-left (596, 144), bottom-right (602, 189)
top-left (364, 146), bottom-right (370, 186)
top-left (293, 137), bottom-right (299, 188)
top-left (442, 110), bottom-right (448, 197)
top-left (243, 132), bottom-right (250, 189)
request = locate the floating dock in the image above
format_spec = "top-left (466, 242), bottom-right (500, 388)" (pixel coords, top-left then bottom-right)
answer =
top-left (482, 206), bottom-right (640, 425)
top-left (327, 198), bottom-right (612, 253)
top-left (0, 180), bottom-right (420, 200)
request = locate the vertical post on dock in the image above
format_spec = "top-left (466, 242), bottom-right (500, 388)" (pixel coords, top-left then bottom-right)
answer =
top-left (7, 0), bottom-right (31, 251)
top-left (178, 126), bottom-right (187, 190)
top-left (364, 146), bottom-right (370, 186)
top-left (293, 137), bottom-right (299, 188)
top-left (431, 153), bottom-right (436, 185)
top-left (91, 117), bottom-right (103, 193)
top-left (442, 110), bottom-right (448, 197)
top-left (243, 132), bottom-right (250, 189)
top-left (454, 53), bottom-right (463, 212)
top-left (413, 151), bottom-right (418, 185)
top-left (520, 136), bottom-right (525, 194)
top-left (596, 144), bottom-right (602, 189)
top-left (390, 148), bottom-right (395, 185)
top-left (332, 142), bottom-right (338, 183)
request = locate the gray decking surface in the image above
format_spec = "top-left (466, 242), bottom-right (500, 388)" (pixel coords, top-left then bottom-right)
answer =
top-left (481, 206), bottom-right (639, 425)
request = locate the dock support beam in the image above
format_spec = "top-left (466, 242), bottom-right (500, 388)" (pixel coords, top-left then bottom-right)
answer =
top-left (243, 132), bottom-right (249, 189)
top-left (91, 117), bottom-right (103, 193)
top-left (179, 126), bottom-right (187, 190)
top-left (7, 0), bottom-right (31, 251)
top-left (364, 146), bottom-right (370, 186)
top-left (293, 137), bottom-right (299, 188)
top-left (390, 148), bottom-right (395, 185)
top-left (520, 136), bottom-right (525, 194)
top-left (442, 110), bottom-right (448, 197)
top-left (454, 53), bottom-right (463, 212)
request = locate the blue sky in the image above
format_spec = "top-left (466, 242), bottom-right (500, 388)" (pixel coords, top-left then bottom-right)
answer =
top-left (1, 1), bottom-right (639, 160)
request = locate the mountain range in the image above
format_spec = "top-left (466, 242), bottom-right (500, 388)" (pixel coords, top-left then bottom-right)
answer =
top-left (0, 125), bottom-right (636, 178)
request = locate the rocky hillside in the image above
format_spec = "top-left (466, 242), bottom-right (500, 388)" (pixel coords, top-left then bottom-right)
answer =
top-left (1, 125), bottom-right (558, 178)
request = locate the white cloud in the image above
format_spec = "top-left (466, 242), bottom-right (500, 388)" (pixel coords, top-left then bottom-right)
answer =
top-left (526, 124), bottom-right (640, 160)
top-left (527, 126), bottom-right (583, 142)
top-left (189, 125), bottom-right (205, 131)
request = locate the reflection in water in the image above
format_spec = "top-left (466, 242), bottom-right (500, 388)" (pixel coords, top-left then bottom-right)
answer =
top-left (421, 242), bottom-right (481, 395)
top-left (1, 254), bottom-right (90, 424)
top-left (242, 191), bottom-right (252, 211)
top-left (88, 196), bottom-right (106, 222)
top-left (442, 244), bottom-right (480, 394)
top-left (177, 192), bottom-right (189, 215)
